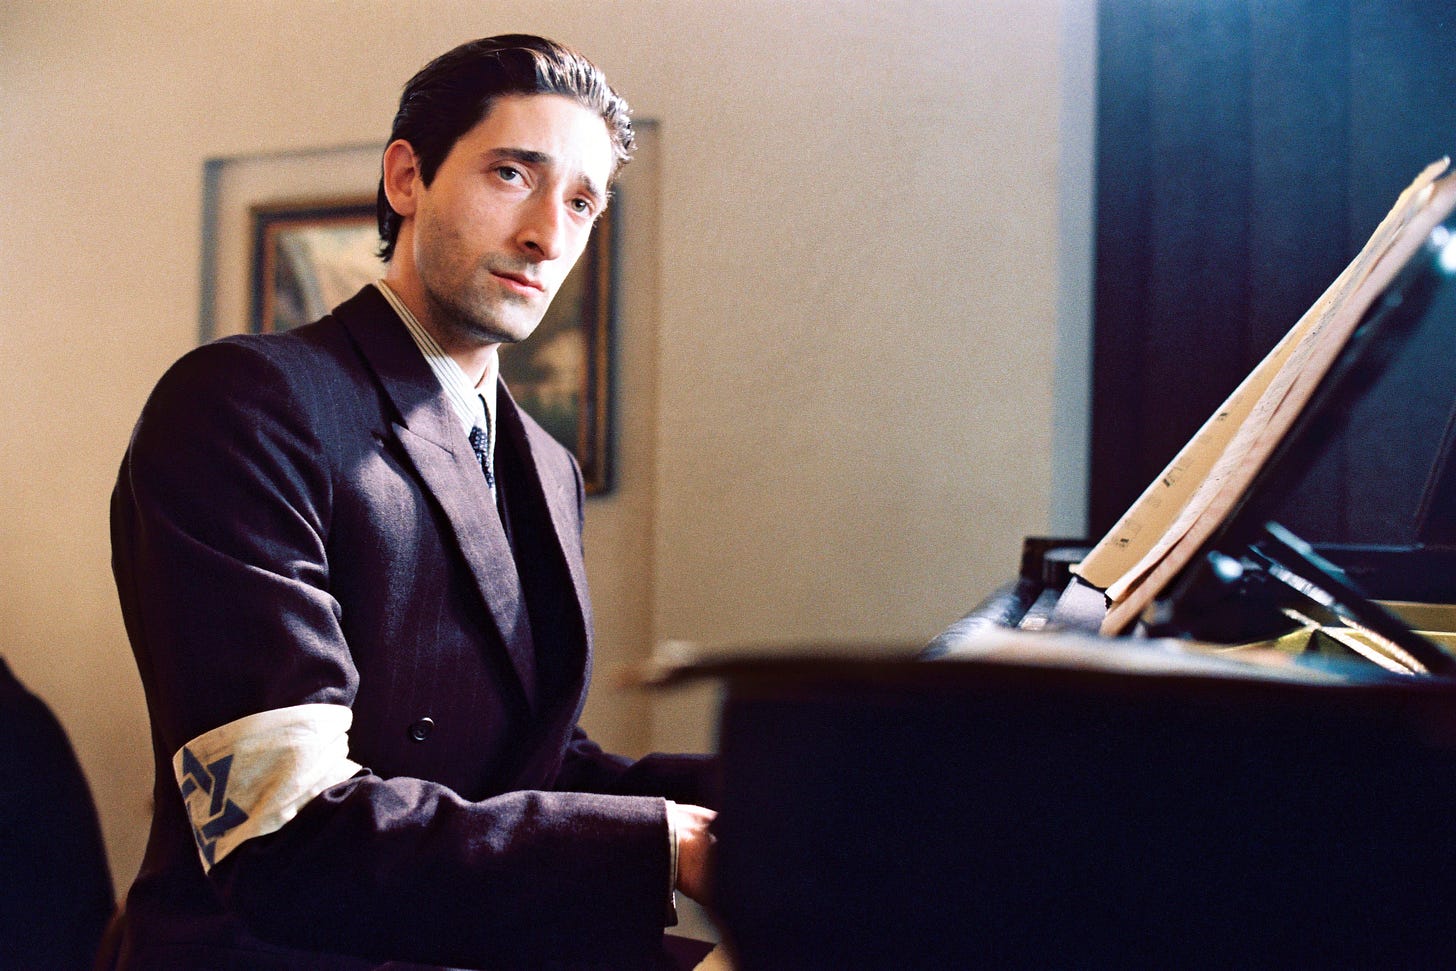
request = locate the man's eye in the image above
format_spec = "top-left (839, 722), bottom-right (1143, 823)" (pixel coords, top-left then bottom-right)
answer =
top-left (495, 166), bottom-right (522, 182)
top-left (570, 198), bottom-right (593, 214)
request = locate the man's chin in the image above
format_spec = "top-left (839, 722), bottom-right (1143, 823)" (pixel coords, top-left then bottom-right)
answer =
top-left (457, 312), bottom-right (542, 347)
top-left (479, 322), bottom-right (539, 346)
top-left (429, 289), bottom-right (544, 347)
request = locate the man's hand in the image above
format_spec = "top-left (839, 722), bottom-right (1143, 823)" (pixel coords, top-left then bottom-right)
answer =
top-left (669, 802), bottom-right (717, 904)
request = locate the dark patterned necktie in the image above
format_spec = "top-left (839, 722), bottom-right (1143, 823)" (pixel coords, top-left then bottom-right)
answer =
top-left (468, 423), bottom-right (496, 494)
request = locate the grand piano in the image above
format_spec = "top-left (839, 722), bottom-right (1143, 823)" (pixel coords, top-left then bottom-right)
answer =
top-left (677, 172), bottom-right (1456, 967)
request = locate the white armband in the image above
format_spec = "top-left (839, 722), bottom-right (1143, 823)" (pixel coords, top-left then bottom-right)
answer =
top-left (173, 703), bottom-right (363, 871)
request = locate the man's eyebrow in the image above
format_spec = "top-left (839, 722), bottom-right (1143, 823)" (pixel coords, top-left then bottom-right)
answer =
top-left (491, 147), bottom-right (607, 208)
top-left (494, 146), bottom-right (552, 167)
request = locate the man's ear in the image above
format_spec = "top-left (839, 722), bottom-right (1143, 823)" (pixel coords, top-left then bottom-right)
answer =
top-left (381, 140), bottom-right (423, 218)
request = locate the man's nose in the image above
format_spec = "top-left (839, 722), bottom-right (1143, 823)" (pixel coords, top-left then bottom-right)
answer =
top-left (516, 195), bottom-right (567, 261)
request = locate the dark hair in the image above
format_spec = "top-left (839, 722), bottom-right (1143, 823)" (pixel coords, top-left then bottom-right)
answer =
top-left (376, 34), bottom-right (634, 261)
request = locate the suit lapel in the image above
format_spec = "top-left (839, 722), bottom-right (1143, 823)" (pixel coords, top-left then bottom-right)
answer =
top-left (492, 386), bottom-right (595, 785)
top-left (332, 287), bottom-right (538, 707)
top-left (496, 385), bottom-right (593, 656)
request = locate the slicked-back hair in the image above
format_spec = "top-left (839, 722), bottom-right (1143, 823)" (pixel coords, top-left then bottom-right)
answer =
top-left (376, 34), bottom-right (633, 261)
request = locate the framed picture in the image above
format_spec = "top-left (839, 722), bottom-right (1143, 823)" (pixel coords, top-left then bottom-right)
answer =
top-left (245, 194), bottom-right (615, 493)
top-left (251, 197), bottom-right (382, 333)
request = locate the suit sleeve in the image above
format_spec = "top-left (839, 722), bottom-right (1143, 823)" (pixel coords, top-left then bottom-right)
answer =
top-left (113, 338), bottom-right (674, 968)
top-left (556, 729), bottom-right (721, 809)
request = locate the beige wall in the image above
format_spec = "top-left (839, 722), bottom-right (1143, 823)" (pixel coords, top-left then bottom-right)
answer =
top-left (0, 0), bottom-right (1095, 899)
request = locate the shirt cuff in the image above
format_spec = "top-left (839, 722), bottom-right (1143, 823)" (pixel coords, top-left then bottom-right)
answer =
top-left (664, 799), bottom-right (680, 926)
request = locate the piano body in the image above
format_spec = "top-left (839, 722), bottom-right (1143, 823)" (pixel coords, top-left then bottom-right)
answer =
top-left (687, 185), bottom-right (1456, 966)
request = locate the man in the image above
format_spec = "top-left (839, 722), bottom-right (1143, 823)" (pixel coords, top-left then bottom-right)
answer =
top-left (112, 35), bottom-right (717, 970)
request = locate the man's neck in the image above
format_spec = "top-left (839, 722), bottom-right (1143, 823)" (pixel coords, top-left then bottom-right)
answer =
top-left (381, 271), bottom-right (500, 386)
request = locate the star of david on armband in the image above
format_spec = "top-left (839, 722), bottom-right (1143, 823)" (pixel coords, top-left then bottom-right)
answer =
top-left (172, 703), bottom-right (364, 873)
top-left (178, 748), bottom-right (250, 867)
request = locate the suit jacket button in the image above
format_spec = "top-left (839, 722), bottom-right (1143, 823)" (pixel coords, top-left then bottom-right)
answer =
top-left (408, 717), bottom-right (435, 742)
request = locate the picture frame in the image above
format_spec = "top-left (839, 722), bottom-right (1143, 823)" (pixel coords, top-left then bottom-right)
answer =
top-left (243, 191), bottom-right (616, 493)
top-left (250, 196), bottom-right (381, 334)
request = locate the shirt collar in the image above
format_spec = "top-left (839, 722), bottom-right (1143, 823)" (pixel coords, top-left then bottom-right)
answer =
top-left (373, 280), bottom-right (498, 438)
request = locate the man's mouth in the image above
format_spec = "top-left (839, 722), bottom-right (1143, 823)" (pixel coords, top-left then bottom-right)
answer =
top-left (492, 270), bottom-right (545, 294)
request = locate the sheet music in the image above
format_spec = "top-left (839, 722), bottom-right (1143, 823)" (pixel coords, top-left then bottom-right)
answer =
top-left (1071, 159), bottom-right (1456, 634)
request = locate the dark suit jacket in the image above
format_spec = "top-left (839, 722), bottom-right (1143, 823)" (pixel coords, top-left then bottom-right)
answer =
top-left (111, 286), bottom-right (715, 970)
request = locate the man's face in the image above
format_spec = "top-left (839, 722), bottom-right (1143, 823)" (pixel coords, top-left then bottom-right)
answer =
top-left (404, 93), bottom-right (615, 347)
